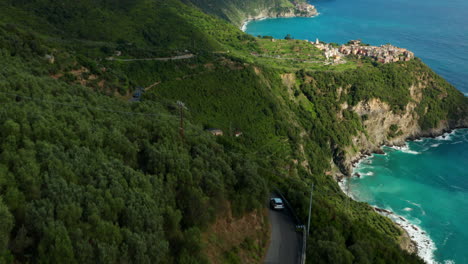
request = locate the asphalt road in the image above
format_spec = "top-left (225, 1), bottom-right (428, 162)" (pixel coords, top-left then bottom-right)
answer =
top-left (264, 200), bottom-right (302, 264)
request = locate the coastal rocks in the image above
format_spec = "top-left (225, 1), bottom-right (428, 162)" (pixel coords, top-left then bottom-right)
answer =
top-left (293, 2), bottom-right (318, 16)
top-left (334, 85), bottom-right (467, 261)
top-left (332, 80), bottom-right (468, 176)
top-left (241, 2), bottom-right (317, 31)
top-left (341, 96), bottom-right (426, 175)
top-left (374, 207), bottom-right (393, 215)
top-left (371, 206), bottom-right (426, 256)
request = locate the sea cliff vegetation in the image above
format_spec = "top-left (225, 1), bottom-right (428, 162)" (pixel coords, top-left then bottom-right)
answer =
top-left (184, 0), bottom-right (314, 26)
top-left (0, 0), bottom-right (466, 263)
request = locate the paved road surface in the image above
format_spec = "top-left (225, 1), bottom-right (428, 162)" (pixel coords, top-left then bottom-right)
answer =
top-left (265, 201), bottom-right (302, 264)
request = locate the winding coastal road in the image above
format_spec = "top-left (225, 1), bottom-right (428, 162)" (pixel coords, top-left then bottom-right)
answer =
top-left (106, 53), bottom-right (195, 62)
top-left (265, 199), bottom-right (302, 264)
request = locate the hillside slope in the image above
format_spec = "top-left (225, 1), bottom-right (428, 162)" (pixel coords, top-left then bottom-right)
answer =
top-left (0, 0), bottom-right (466, 263)
top-left (184, 0), bottom-right (317, 26)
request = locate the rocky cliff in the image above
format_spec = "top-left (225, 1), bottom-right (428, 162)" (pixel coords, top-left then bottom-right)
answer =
top-left (186, 0), bottom-right (317, 27)
top-left (242, 2), bottom-right (318, 28)
top-left (335, 83), bottom-right (468, 177)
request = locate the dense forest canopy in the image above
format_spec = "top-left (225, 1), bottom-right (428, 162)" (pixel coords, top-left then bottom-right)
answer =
top-left (0, 0), bottom-right (466, 263)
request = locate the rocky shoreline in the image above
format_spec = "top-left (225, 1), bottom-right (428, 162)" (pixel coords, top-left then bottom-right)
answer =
top-left (240, 2), bottom-right (318, 32)
top-left (339, 164), bottom-right (434, 263)
top-left (337, 94), bottom-right (468, 178)
top-left (340, 128), bottom-right (467, 264)
top-left (346, 126), bottom-right (468, 172)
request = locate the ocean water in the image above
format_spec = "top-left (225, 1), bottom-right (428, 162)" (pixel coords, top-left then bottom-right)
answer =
top-left (348, 129), bottom-right (468, 264)
top-left (245, 0), bottom-right (468, 94)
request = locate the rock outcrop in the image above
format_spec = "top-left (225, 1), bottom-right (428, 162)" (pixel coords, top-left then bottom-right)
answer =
top-left (334, 83), bottom-right (468, 177)
top-left (241, 2), bottom-right (318, 30)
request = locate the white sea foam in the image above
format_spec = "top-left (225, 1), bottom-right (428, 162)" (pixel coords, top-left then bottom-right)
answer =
top-left (353, 155), bottom-right (373, 168)
top-left (405, 200), bottom-right (426, 216)
top-left (345, 130), bottom-right (468, 264)
top-left (240, 20), bottom-right (249, 32)
top-left (436, 132), bottom-right (454, 141)
top-left (393, 215), bottom-right (436, 264)
top-left (404, 149), bottom-right (421, 154)
top-left (405, 200), bottom-right (421, 207)
top-left (353, 171), bottom-right (375, 178)
top-left (241, 18), bottom-right (261, 31)
top-left (339, 176), bottom-right (437, 264)
top-left (390, 144), bottom-right (421, 155)
top-left (420, 147), bottom-right (430, 152)
top-left (376, 209), bottom-right (437, 264)
top-left (338, 178), bottom-right (354, 198)
top-left (337, 178), bottom-right (361, 200)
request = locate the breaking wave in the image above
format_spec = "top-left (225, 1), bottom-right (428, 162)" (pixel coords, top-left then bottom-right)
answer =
top-left (389, 144), bottom-right (421, 155)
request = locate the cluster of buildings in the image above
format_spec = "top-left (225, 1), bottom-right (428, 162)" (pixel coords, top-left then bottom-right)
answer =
top-left (310, 39), bottom-right (414, 64)
top-left (309, 39), bottom-right (345, 63)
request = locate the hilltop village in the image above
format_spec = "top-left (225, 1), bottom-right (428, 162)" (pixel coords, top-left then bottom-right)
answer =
top-left (311, 39), bottom-right (414, 64)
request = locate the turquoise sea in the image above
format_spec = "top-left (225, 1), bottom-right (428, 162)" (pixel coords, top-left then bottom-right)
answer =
top-left (245, 1), bottom-right (468, 263)
top-left (245, 0), bottom-right (468, 95)
top-left (349, 129), bottom-right (468, 264)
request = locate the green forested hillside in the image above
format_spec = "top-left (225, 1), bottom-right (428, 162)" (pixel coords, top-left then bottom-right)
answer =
top-left (0, 26), bottom-right (269, 263)
top-left (184, 0), bottom-right (304, 26)
top-left (0, 0), bottom-right (253, 57)
top-left (0, 0), bottom-right (466, 263)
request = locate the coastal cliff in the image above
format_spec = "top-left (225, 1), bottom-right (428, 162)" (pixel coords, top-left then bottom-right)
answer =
top-left (322, 62), bottom-right (468, 258)
top-left (241, 2), bottom-right (318, 29)
top-left (333, 75), bottom-right (468, 178)
top-left (186, 0), bottom-right (317, 27)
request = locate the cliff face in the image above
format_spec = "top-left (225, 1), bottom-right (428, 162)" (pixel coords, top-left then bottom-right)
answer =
top-left (242, 2), bottom-right (318, 24)
top-left (187, 0), bottom-right (317, 27)
top-left (336, 83), bottom-right (468, 176)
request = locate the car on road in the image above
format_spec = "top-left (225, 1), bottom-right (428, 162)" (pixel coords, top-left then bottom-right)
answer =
top-left (270, 198), bottom-right (284, 210)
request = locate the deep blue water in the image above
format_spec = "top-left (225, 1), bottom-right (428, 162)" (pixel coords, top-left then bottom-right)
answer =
top-left (245, 0), bottom-right (468, 94)
top-left (349, 129), bottom-right (468, 264)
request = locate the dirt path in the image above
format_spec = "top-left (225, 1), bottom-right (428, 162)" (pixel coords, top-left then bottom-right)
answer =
top-left (107, 53), bottom-right (195, 62)
top-left (145, 81), bottom-right (161, 91)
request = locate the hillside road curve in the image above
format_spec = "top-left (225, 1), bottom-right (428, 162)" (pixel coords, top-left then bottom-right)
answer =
top-left (264, 198), bottom-right (302, 264)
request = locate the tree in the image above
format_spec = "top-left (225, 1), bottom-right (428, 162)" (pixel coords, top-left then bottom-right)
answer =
top-left (37, 222), bottom-right (77, 264)
top-left (0, 198), bottom-right (13, 256)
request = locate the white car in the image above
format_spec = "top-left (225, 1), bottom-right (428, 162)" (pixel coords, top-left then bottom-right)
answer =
top-left (270, 198), bottom-right (284, 210)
